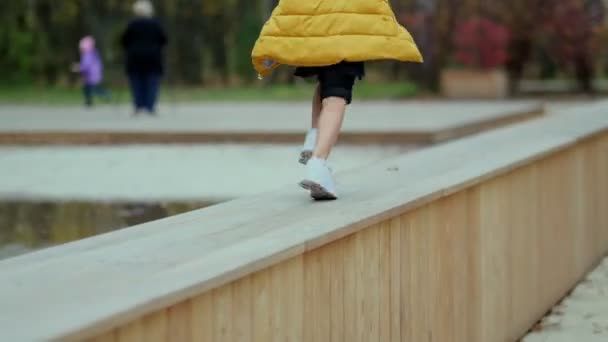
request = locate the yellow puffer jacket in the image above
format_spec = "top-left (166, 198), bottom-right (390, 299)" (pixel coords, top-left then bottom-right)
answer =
top-left (252, 0), bottom-right (423, 78)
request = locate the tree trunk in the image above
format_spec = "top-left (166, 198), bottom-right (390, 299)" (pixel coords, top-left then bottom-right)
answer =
top-left (505, 38), bottom-right (532, 96)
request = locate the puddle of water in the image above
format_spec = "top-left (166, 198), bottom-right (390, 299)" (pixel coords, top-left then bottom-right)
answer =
top-left (0, 201), bottom-right (214, 260)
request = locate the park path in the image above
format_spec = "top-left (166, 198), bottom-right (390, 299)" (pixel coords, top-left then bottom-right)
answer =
top-left (0, 100), bottom-right (542, 201)
top-left (0, 144), bottom-right (413, 202)
top-left (0, 101), bottom-right (541, 145)
top-left (523, 257), bottom-right (608, 342)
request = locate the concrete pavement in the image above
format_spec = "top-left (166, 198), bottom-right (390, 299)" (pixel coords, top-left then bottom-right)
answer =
top-left (0, 101), bottom-right (543, 144)
top-left (0, 144), bottom-right (414, 202)
top-left (523, 257), bottom-right (608, 342)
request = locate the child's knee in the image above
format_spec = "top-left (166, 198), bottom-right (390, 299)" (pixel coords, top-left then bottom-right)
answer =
top-left (321, 93), bottom-right (349, 109)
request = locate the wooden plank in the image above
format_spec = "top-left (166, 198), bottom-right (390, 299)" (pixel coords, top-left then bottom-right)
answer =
top-left (0, 102), bottom-right (543, 146)
top-left (270, 256), bottom-right (303, 342)
top-left (251, 269), bottom-right (272, 342)
top-left (116, 321), bottom-right (143, 342)
top-left (538, 151), bottom-right (577, 307)
top-left (142, 311), bottom-right (168, 342)
top-left (599, 135), bottom-right (608, 253)
top-left (355, 227), bottom-right (380, 342)
top-left (478, 175), bottom-right (511, 341)
top-left (231, 276), bottom-right (253, 342)
top-left (587, 135), bottom-right (608, 263)
top-left (303, 246), bottom-right (331, 342)
top-left (167, 300), bottom-right (193, 342)
top-left (212, 284), bottom-right (233, 342)
top-left (465, 187), bottom-right (482, 342)
top-left (60, 135), bottom-right (608, 342)
top-left (88, 331), bottom-right (116, 342)
top-left (378, 221), bottom-right (391, 342)
top-left (583, 138), bottom-right (604, 264)
top-left (342, 234), bottom-right (357, 342)
top-left (401, 205), bottom-right (433, 342)
top-left (388, 217), bottom-right (402, 342)
top-left (507, 165), bottom-right (542, 336)
top-left (328, 239), bottom-right (345, 342)
top-left (0, 131), bottom-right (432, 146)
top-left (437, 192), bottom-right (472, 342)
top-left (431, 107), bottom-right (543, 143)
top-left (1, 105), bottom-right (608, 341)
top-left (191, 292), bottom-right (213, 342)
top-left (0, 108), bottom-right (542, 146)
top-left (429, 199), bottom-right (453, 342)
top-left (572, 145), bottom-right (590, 280)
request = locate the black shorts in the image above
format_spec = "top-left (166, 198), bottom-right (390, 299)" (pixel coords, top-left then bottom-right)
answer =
top-left (294, 62), bottom-right (365, 105)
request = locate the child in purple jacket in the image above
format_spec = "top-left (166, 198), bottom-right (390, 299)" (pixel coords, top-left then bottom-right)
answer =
top-left (72, 36), bottom-right (110, 107)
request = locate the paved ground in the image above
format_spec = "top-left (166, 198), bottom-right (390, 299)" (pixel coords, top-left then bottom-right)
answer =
top-left (1, 100), bottom-right (606, 339)
top-left (0, 100), bottom-right (546, 201)
top-left (0, 101), bottom-right (540, 134)
top-left (0, 144), bottom-right (414, 202)
top-left (1, 99), bottom-right (599, 203)
top-left (519, 79), bottom-right (608, 93)
top-left (523, 257), bottom-right (608, 342)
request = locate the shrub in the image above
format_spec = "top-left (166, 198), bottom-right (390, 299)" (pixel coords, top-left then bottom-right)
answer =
top-left (452, 17), bottom-right (510, 70)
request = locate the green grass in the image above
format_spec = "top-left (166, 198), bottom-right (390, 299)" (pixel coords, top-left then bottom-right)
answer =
top-left (0, 82), bottom-right (417, 105)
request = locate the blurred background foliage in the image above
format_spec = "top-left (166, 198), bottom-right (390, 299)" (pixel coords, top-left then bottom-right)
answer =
top-left (0, 0), bottom-right (606, 94)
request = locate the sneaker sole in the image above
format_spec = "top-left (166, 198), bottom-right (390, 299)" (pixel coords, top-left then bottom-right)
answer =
top-left (299, 180), bottom-right (338, 201)
top-left (299, 150), bottom-right (313, 165)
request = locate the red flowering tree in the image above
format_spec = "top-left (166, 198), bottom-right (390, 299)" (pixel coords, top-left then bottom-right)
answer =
top-left (452, 17), bottom-right (510, 70)
top-left (543, 0), bottom-right (603, 93)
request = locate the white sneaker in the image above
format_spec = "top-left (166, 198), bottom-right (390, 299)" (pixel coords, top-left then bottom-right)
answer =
top-left (299, 157), bottom-right (338, 200)
top-left (299, 128), bottom-right (318, 165)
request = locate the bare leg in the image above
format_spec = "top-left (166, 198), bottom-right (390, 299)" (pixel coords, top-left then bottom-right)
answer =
top-left (311, 84), bottom-right (322, 129)
top-left (313, 96), bottom-right (346, 160)
top-left (300, 84), bottom-right (322, 165)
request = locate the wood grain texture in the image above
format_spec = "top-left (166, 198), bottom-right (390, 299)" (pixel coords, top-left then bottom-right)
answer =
top-left (304, 244), bottom-right (332, 342)
top-left (479, 174), bottom-right (511, 341)
top-left (89, 331), bottom-right (116, 342)
top-left (190, 292), bottom-right (213, 341)
top-left (212, 284), bottom-right (233, 342)
top-left (116, 321), bottom-right (143, 342)
top-left (141, 311), bottom-right (168, 342)
top-left (167, 300), bottom-right (192, 342)
top-left (230, 277), bottom-right (252, 342)
top-left (328, 240), bottom-right (345, 342)
top-left (508, 164), bottom-right (542, 336)
top-left (2, 105), bottom-right (607, 342)
top-left (389, 217), bottom-right (402, 342)
top-left (91, 135), bottom-right (607, 342)
top-left (270, 257), bottom-right (303, 342)
top-left (251, 270), bottom-right (272, 342)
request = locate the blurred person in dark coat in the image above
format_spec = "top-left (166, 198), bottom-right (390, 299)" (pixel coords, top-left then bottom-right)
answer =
top-left (121, 0), bottom-right (168, 115)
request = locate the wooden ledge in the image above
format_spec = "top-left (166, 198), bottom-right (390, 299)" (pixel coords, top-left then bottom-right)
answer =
top-left (0, 102), bottom-right (606, 341)
top-left (0, 102), bottom-right (543, 145)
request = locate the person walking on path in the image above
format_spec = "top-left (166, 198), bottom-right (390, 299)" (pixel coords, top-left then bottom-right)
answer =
top-left (252, 0), bottom-right (423, 200)
top-left (121, 0), bottom-right (168, 115)
top-left (72, 36), bottom-right (110, 108)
